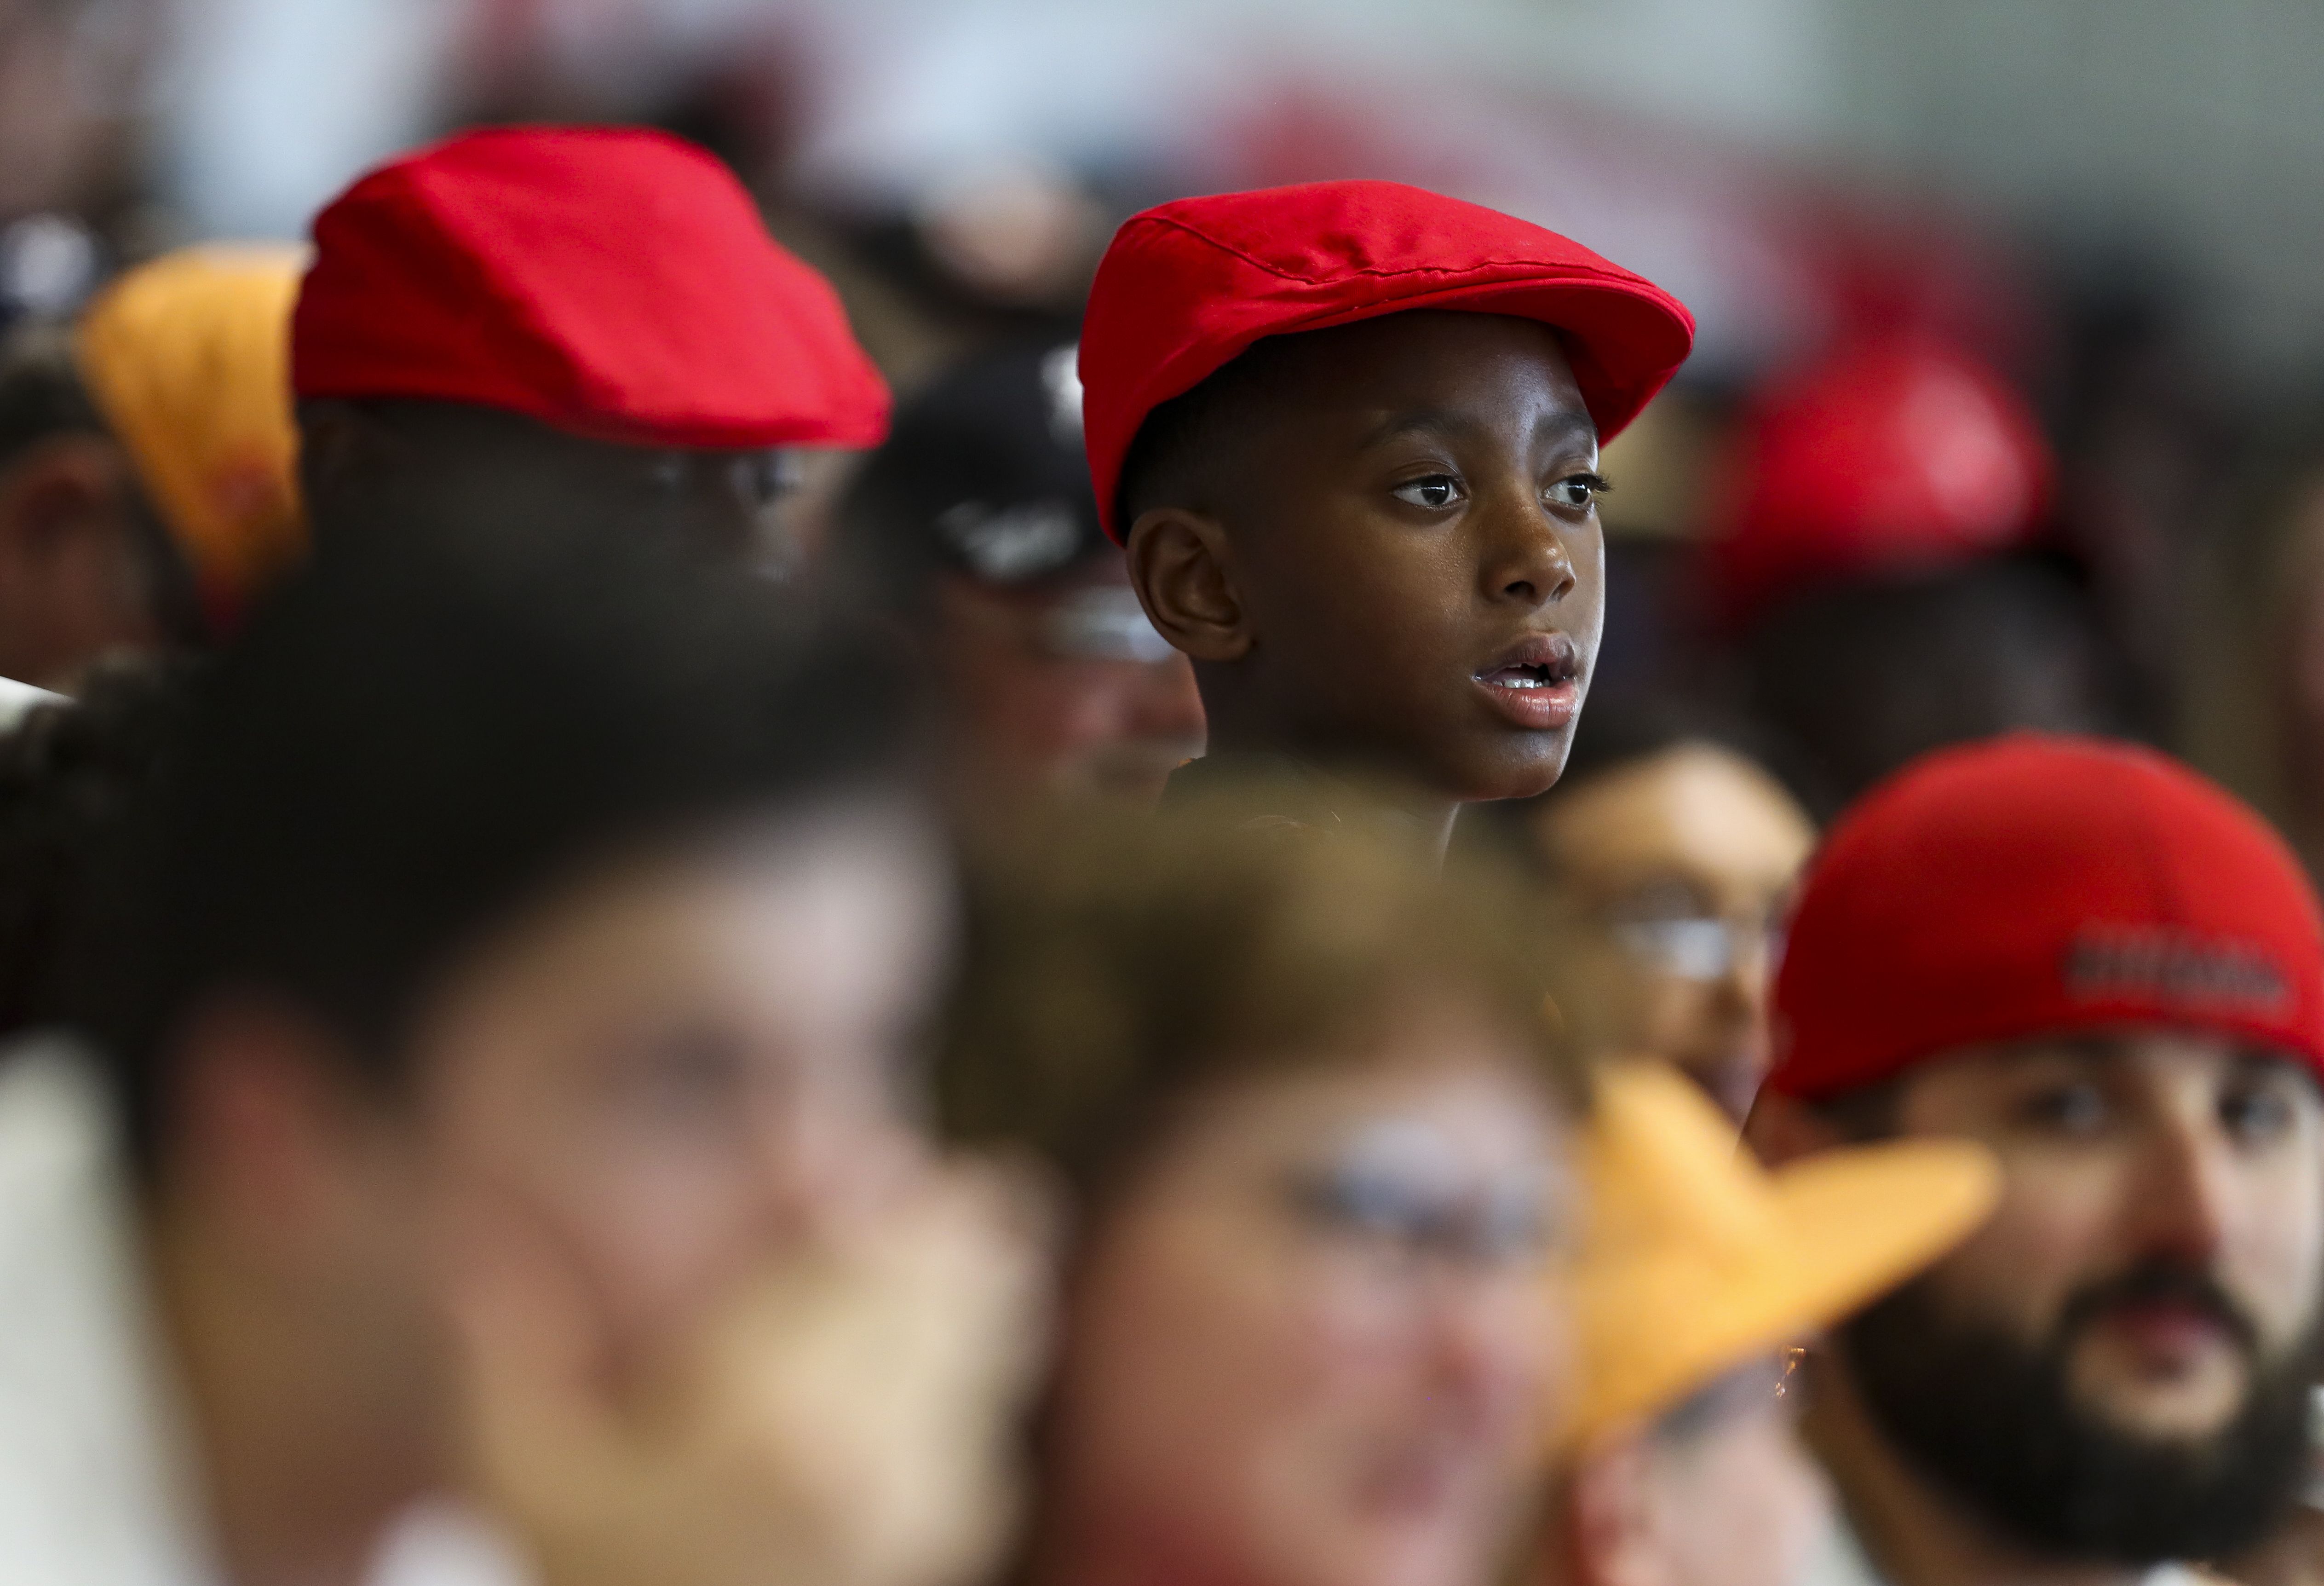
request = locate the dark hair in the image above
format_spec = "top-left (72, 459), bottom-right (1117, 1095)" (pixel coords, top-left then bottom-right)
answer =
top-left (83, 512), bottom-right (911, 1174)
top-left (0, 659), bottom-right (195, 1042)
top-left (1112, 355), bottom-right (1257, 537)
top-left (0, 319), bottom-right (105, 469)
top-left (936, 816), bottom-right (1586, 1219)
top-left (1742, 556), bottom-right (2131, 818)
top-left (1113, 317), bottom-right (1586, 536)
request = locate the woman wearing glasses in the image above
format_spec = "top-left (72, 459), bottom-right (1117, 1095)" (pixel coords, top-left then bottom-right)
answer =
top-left (939, 819), bottom-right (1582, 1586)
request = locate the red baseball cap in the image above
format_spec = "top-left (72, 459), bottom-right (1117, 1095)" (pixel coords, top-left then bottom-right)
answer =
top-left (1078, 179), bottom-right (1695, 542)
top-left (1766, 735), bottom-right (2324, 1101)
top-left (1705, 331), bottom-right (2053, 630)
top-left (293, 126), bottom-right (889, 450)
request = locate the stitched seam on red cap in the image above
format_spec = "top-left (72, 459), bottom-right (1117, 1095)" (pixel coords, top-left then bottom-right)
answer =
top-left (1132, 213), bottom-right (1617, 289)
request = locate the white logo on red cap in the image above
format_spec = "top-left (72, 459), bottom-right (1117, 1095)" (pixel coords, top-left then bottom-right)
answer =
top-left (2063, 926), bottom-right (2290, 1016)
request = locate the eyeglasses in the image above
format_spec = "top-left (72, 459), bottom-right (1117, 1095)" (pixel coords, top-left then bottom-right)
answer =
top-left (1605, 909), bottom-right (1784, 982)
top-left (1278, 1159), bottom-right (1554, 1270)
top-left (1035, 585), bottom-right (1179, 664)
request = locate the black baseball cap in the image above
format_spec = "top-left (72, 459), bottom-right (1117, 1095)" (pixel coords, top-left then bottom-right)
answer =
top-left (836, 338), bottom-right (1115, 599)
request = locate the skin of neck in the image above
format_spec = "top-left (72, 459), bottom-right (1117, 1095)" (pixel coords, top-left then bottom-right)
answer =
top-left (143, 1191), bottom-right (444, 1586)
top-left (1195, 676), bottom-right (1464, 858)
top-left (1801, 1352), bottom-right (2143, 1586)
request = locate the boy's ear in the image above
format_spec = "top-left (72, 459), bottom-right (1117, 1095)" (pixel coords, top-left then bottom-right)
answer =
top-left (1124, 507), bottom-right (1251, 663)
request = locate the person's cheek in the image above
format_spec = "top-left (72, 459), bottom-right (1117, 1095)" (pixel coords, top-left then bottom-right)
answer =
top-left (564, 1127), bottom-right (765, 1366)
top-left (1926, 1146), bottom-right (2117, 1343)
top-left (2220, 1139), bottom-right (2324, 1360)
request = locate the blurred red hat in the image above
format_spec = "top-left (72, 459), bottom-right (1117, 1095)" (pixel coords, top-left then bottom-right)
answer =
top-left (1705, 332), bottom-right (2053, 629)
top-left (1766, 735), bottom-right (2324, 1102)
top-left (1079, 179), bottom-right (1694, 542)
top-left (293, 126), bottom-right (889, 450)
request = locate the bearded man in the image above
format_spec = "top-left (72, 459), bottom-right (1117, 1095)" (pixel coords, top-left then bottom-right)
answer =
top-left (1750, 735), bottom-right (2324, 1586)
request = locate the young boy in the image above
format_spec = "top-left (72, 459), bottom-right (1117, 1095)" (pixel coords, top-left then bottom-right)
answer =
top-left (293, 125), bottom-right (889, 565)
top-left (1077, 179), bottom-right (1693, 849)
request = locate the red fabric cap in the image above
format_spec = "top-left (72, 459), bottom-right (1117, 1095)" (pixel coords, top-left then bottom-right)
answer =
top-left (1766, 735), bottom-right (2324, 1101)
top-left (1705, 332), bottom-right (2054, 630)
top-left (294, 126), bottom-right (889, 450)
top-left (1078, 179), bottom-right (1695, 542)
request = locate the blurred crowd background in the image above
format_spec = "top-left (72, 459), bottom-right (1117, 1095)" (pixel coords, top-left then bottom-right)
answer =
top-left (16, 0), bottom-right (2324, 836)
top-left (12, 8), bottom-right (2324, 1586)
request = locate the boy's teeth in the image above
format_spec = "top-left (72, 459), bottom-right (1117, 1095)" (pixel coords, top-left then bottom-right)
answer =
top-left (1481, 666), bottom-right (1546, 689)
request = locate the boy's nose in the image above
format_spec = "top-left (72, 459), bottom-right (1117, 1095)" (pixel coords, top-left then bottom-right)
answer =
top-left (1482, 508), bottom-right (1576, 606)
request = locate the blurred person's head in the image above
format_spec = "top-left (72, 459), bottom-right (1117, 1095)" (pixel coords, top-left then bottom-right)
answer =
top-left (1742, 557), bottom-right (2125, 815)
top-left (0, 246), bottom-right (306, 691)
top-left (84, 514), bottom-right (941, 1506)
top-left (1703, 329), bottom-right (2122, 812)
top-left (1544, 1062), bottom-right (1994, 1586)
top-left (1482, 700), bottom-right (1814, 1120)
top-left (1703, 329), bottom-right (2053, 632)
top-left (834, 341), bottom-right (1203, 818)
top-left (940, 820), bottom-right (1585, 1586)
top-left (1079, 181), bottom-right (1692, 830)
top-left (293, 126), bottom-right (887, 567)
top-left (1750, 735), bottom-right (2324, 1568)
top-left (1558, 1363), bottom-right (1829, 1586)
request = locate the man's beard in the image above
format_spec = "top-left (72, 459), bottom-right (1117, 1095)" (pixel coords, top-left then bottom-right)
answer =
top-left (1838, 1259), bottom-right (2322, 1566)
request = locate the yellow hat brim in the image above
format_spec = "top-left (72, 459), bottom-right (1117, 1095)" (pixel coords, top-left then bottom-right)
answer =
top-left (1570, 1134), bottom-right (1999, 1441)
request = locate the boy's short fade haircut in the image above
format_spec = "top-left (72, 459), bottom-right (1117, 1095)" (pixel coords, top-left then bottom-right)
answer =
top-left (83, 512), bottom-right (910, 1176)
top-left (1079, 179), bottom-right (1695, 542)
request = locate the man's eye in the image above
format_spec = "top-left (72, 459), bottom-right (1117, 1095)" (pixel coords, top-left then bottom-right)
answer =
top-left (2221, 1084), bottom-right (2296, 1144)
top-left (1392, 474), bottom-right (1465, 510)
top-left (2022, 1082), bottom-right (2108, 1135)
top-left (1545, 473), bottom-right (1609, 511)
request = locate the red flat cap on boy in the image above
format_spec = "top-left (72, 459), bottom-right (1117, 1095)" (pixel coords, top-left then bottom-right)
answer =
top-left (294, 125), bottom-right (888, 450)
top-left (1084, 179), bottom-right (1694, 841)
top-left (292, 125), bottom-right (887, 561)
top-left (1079, 179), bottom-right (1695, 542)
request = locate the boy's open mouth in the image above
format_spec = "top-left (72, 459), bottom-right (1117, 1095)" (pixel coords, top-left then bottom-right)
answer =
top-left (1473, 632), bottom-right (1582, 729)
top-left (1473, 633), bottom-right (1580, 691)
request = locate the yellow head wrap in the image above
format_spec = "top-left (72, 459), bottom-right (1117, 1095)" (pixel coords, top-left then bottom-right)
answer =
top-left (73, 245), bottom-right (308, 627)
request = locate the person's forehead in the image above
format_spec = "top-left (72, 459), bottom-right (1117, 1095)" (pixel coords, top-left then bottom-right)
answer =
top-left (1252, 310), bottom-right (1589, 422)
top-left (1920, 1027), bottom-right (2312, 1087)
top-left (1163, 1041), bottom-right (1563, 1178)
top-left (1534, 744), bottom-right (1816, 897)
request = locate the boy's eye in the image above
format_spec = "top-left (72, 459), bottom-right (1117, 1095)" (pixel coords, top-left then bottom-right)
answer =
top-left (1392, 474), bottom-right (1466, 510)
top-left (1545, 473), bottom-right (1610, 512)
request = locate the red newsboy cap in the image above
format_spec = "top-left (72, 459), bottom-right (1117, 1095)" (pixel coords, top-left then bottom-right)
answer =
top-left (293, 126), bottom-right (889, 450)
top-left (1078, 179), bottom-right (1695, 542)
top-left (1704, 331), bottom-right (2054, 632)
top-left (1766, 734), bottom-right (2324, 1101)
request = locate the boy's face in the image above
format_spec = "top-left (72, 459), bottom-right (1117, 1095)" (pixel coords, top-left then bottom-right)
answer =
top-left (1129, 312), bottom-right (1605, 802)
top-left (413, 808), bottom-right (946, 1381)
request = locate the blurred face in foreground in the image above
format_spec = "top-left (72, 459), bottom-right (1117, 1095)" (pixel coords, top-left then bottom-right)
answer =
top-left (934, 559), bottom-right (1206, 815)
top-left (1565, 1361), bottom-right (1833, 1586)
top-left (1530, 744), bottom-right (1813, 1121)
top-left (1039, 998), bottom-right (1570, 1586)
top-left (1837, 1030), bottom-right (2324, 1561)
top-left (412, 807), bottom-right (946, 1374)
